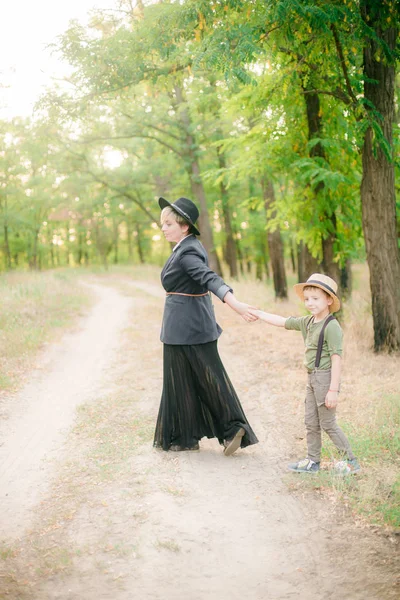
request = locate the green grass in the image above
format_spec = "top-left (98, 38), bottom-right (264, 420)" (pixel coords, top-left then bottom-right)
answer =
top-left (308, 394), bottom-right (400, 529)
top-left (156, 539), bottom-right (181, 552)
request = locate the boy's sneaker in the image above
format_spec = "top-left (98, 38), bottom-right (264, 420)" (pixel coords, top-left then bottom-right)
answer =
top-left (334, 458), bottom-right (361, 475)
top-left (287, 458), bottom-right (320, 473)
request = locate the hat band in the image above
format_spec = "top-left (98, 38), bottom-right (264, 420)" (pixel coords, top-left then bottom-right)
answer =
top-left (174, 206), bottom-right (194, 223)
top-left (306, 279), bottom-right (337, 297)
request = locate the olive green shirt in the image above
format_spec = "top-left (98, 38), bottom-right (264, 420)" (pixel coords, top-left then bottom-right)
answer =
top-left (285, 315), bottom-right (343, 371)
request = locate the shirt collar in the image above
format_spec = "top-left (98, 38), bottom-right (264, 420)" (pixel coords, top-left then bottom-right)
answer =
top-left (172, 234), bottom-right (193, 252)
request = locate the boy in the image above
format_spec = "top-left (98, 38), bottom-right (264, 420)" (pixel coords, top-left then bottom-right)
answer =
top-left (250, 273), bottom-right (360, 474)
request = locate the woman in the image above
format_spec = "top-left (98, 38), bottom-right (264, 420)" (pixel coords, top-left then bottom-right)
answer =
top-left (153, 196), bottom-right (258, 456)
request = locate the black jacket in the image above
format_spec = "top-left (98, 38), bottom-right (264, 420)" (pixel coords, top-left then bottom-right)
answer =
top-left (160, 235), bottom-right (232, 345)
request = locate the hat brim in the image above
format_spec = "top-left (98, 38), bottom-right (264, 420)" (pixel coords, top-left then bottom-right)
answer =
top-left (158, 197), bottom-right (200, 236)
top-left (293, 282), bottom-right (341, 313)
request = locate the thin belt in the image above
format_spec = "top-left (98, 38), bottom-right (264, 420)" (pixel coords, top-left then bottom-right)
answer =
top-left (166, 292), bottom-right (208, 297)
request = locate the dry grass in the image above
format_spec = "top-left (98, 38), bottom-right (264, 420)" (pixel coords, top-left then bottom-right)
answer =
top-left (0, 270), bottom-right (93, 390)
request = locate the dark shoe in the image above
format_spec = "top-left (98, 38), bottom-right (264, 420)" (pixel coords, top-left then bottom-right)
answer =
top-left (288, 458), bottom-right (320, 473)
top-left (169, 443), bottom-right (200, 452)
top-left (223, 428), bottom-right (245, 456)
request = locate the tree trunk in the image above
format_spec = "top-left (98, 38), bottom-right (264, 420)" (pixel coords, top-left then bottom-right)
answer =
top-left (216, 138), bottom-right (238, 278)
top-left (3, 223), bottom-right (11, 270)
top-left (321, 212), bottom-right (340, 286)
top-left (340, 259), bottom-right (352, 300)
top-left (113, 218), bottom-right (119, 264)
top-left (298, 241), bottom-right (321, 281)
top-left (49, 229), bottom-right (55, 268)
top-left (297, 242), bottom-right (306, 283)
top-left (126, 220), bottom-right (133, 260)
top-left (174, 84), bottom-right (222, 275)
top-left (262, 179), bottom-right (288, 299)
top-left (94, 221), bottom-right (108, 270)
top-left (77, 230), bottom-right (84, 265)
top-left (189, 160), bottom-right (222, 274)
top-left (290, 244), bottom-right (296, 274)
top-left (136, 223), bottom-right (144, 264)
top-left (304, 244), bottom-right (321, 278)
top-left (303, 88), bottom-right (340, 287)
top-left (360, 0), bottom-right (400, 351)
top-left (259, 235), bottom-right (270, 281)
top-left (233, 228), bottom-right (246, 276)
top-left (31, 228), bottom-right (40, 270)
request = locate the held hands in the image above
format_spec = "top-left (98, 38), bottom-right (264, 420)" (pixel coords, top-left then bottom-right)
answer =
top-left (248, 308), bottom-right (260, 319)
top-left (325, 390), bottom-right (339, 409)
top-left (223, 292), bottom-right (259, 322)
top-left (234, 301), bottom-right (259, 322)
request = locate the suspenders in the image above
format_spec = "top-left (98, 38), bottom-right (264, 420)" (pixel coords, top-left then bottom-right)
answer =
top-left (307, 314), bottom-right (336, 368)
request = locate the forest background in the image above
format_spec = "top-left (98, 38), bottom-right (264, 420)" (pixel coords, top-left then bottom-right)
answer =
top-left (1, 0), bottom-right (400, 352)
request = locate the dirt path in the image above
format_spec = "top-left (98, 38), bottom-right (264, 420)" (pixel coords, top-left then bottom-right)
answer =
top-left (0, 277), bottom-right (398, 600)
top-left (0, 283), bottom-right (132, 538)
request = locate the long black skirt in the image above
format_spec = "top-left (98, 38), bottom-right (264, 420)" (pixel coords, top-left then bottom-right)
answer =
top-left (153, 341), bottom-right (258, 451)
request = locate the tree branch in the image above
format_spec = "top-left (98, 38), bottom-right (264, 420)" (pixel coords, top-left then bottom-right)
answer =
top-left (58, 141), bottom-right (159, 224)
top-left (80, 133), bottom-right (185, 157)
top-left (330, 24), bottom-right (358, 105)
top-left (86, 170), bottom-right (159, 224)
top-left (79, 62), bottom-right (191, 101)
top-left (119, 111), bottom-right (186, 142)
top-left (301, 87), bottom-right (352, 105)
top-left (137, 134), bottom-right (184, 156)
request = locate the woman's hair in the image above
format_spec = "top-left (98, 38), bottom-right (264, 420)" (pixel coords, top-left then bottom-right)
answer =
top-left (161, 206), bottom-right (187, 225)
top-left (160, 206), bottom-right (197, 234)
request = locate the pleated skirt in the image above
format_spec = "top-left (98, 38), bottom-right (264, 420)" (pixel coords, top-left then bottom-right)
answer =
top-left (153, 341), bottom-right (258, 451)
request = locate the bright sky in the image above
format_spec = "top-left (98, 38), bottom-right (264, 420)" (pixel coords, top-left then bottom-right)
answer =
top-left (0, 0), bottom-right (114, 120)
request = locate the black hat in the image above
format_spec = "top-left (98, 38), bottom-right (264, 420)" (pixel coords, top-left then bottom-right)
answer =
top-left (158, 197), bottom-right (200, 236)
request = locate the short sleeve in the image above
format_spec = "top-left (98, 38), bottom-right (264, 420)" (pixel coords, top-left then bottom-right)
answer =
top-left (285, 316), bottom-right (306, 331)
top-left (325, 321), bottom-right (343, 357)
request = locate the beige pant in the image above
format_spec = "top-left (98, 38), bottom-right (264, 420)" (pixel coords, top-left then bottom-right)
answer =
top-left (305, 369), bottom-right (355, 463)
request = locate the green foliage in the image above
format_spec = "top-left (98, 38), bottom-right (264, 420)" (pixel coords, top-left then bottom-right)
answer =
top-left (0, 0), bottom-right (397, 279)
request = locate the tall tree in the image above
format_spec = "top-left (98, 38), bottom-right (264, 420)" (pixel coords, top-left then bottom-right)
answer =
top-left (360, 0), bottom-right (400, 350)
top-left (190, 0), bottom-right (399, 349)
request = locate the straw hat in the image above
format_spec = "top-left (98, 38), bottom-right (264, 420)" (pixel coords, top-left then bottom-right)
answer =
top-left (293, 273), bottom-right (341, 313)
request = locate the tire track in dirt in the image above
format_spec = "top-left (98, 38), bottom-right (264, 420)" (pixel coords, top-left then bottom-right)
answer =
top-left (0, 283), bottom-right (132, 539)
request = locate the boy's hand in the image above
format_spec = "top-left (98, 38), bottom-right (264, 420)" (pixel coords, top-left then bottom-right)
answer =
top-left (325, 390), bottom-right (339, 409)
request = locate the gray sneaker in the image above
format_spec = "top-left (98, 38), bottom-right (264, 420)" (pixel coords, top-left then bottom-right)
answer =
top-left (288, 458), bottom-right (320, 473)
top-left (334, 458), bottom-right (361, 475)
